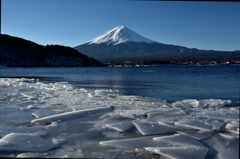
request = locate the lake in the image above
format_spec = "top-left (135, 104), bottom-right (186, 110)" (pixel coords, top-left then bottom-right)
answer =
top-left (0, 66), bottom-right (239, 103)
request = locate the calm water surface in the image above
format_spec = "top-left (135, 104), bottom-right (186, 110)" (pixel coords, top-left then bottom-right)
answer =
top-left (0, 66), bottom-right (239, 103)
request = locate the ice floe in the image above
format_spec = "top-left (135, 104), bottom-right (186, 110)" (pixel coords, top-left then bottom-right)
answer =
top-left (31, 106), bottom-right (113, 125)
top-left (17, 152), bottom-right (50, 158)
top-left (105, 121), bottom-right (134, 132)
top-left (145, 147), bottom-right (209, 159)
top-left (146, 107), bottom-right (188, 122)
top-left (133, 122), bottom-right (180, 135)
top-left (211, 120), bottom-right (225, 130)
top-left (175, 119), bottom-right (213, 132)
top-left (177, 131), bottom-right (213, 140)
top-left (202, 133), bottom-right (239, 159)
top-left (0, 133), bottom-right (57, 152)
top-left (99, 135), bottom-right (172, 150)
top-left (198, 99), bottom-right (232, 107)
top-left (153, 134), bottom-right (207, 148)
top-left (0, 126), bottom-right (45, 137)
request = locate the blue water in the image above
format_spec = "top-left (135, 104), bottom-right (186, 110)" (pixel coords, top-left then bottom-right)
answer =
top-left (0, 66), bottom-right (239, 103)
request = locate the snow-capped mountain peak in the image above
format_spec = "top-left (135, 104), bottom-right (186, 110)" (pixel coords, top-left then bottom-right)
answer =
top-left (87, 26), bottom-right (156, 45)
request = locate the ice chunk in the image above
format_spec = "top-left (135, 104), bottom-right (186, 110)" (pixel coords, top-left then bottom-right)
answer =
top-left (147, 108), bottom-right (187, 122)
top-left (52, 138), bottom-right (66, 145)
top-left (175, 119), bottom-right (213, 132)
top-left (104, 109), bottom-right (147, 119)
top-left (0, 133), bottom-right (57, 152)
top-left (15, 101), bottom-right (35, 107)
top-left (31, 106), bottom-right (113, 125)
top-left (172, 99), bottom-right (199, 108)
top-left (204, 107), bottom-right (239, 122)
top-left (228, 128), bottom-right (239, 135)
top-left (202, 133), bottom-right (239, 159)
top-left (0, 126), bottom-right (44, 137)
top-left (224, 121), bottom-right (239, 135)
top-left (31, 129), bottom-right (50, 136)
top-left (21, 92), bottom-right (38, 98)
top-left (225, 121), bottom-right (239, 130)
top-left (50, 144), bottom-right (84, 158)
top-left (145, 147), bottom-right (208, 159)
top-left (211, 121), bottom-right (225, 130)
top-left (177, 131), bottom-right (213, 140)
top-left (199, 99), bottom-right (231, 107)
top-left (17, 152), bottom-right (50, 158)
top-left (206, 114), bottom-right (239, 121)
top-left (27, 105), bottom-right (38, 109)
top-left (32, 109), bottom-right (65, 118)
top-left (88, 93), bottom-right (94, 98)
top-left (105, 122), bottom-right (134, 132)
top-left (153, 134), bottom-right (206, 148)
top-left (0, 106), bottom-right (35, 128)
top-left (219, 133), bottom-right (239, 140)
top-left (100, 135), bottom-right (171, 150)
top-left (102, 131), bottom-right (124, 138)
top-left (95, 89), bottom-right (114, 96)
top-left (133, 122), bottom-right (180, 135)
top-left (36, 104), bottom-right (51, 109)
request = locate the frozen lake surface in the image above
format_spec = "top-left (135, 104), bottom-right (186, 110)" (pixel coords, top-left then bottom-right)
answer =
top-left (0, 66), bottom-right (239, 158)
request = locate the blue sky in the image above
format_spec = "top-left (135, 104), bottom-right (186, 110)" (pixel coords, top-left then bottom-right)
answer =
top-left (2, 0), bottom-right (240, 51)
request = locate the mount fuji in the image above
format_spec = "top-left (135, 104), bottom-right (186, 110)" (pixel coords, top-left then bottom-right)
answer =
top-left (74, 26), bottom-right (238, 62)
top-left (86, 26), bottom-right (156, 45)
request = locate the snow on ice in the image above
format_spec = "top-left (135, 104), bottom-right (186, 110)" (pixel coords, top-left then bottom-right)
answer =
top-left (0, 78), bottom-right (239, 158)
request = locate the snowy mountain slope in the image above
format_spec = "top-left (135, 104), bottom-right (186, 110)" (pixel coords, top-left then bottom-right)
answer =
top-left (74, 26), bottom-right (238, 63)
top-left (87, 26), bottom-right (156, 45)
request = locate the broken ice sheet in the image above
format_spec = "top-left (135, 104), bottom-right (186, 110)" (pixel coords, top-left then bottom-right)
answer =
top-left (198, 99), bottom-right (231, 107)
top-left (177, 131), bottom-right (213, 140)
top-left (31, 129), bottom-right (50, 137)
top-left (172, 99), bottom-right (200, 108)
top-left (0, 133), bottom-right (57, 152)
top-left (204, 107), bottom-right (239, 122)
top-left (225, 121), bottom-right (239, 130)
top-left (32, 109), bottom-right (66, 118)
top-left (145, 147), bottom-right (209, 159)
top-left (0, 126), bottom-right (45, 137)
top-left (146, 108), bottom-right (187, 122)
top-left (102, 109), bottom-right (148, 119)
top-left (99, 135), bottom-right (172, 150)
top-left (49, 144), bottom-right (84, 158)
top-left (202, 133), bottom-right (239, 159)
top-left (102, 131), bottom-right (125, 138)
top-left (94, 89), bottom-right (116, 96)
top-left (17, 152), bottom-right (50, 158)
top-left (219, 133), bottom-right (239, 140)
top-left (31, 106), bottom-right (113, 125)
top-left (133, 122), bottom-right (180, 135)
top-left (105, 121), bottom-right (134, 132)
top-left (21, 92), bottom-right (38, 98)
top-left (211, 120), bottom-right (225, 131)
top-left (0, 106), bottom-right (35, 128)
top-left (153, 134), bottom-right (207, 148)
top-left (175, 119), bottom-right (213, 132)
top-left (206, 114), bottom-right (239, 122)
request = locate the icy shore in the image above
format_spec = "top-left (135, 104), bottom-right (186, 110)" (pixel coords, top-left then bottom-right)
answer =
top-left (0, 78), bottom-right (239, 158)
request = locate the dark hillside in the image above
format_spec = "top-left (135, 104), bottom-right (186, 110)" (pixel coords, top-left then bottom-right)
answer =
top-left (0, 34), bottom-right (101, 67)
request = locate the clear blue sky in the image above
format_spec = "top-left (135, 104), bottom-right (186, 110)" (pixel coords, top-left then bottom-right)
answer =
top-left (2, 0), bottom-right (240, 51)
